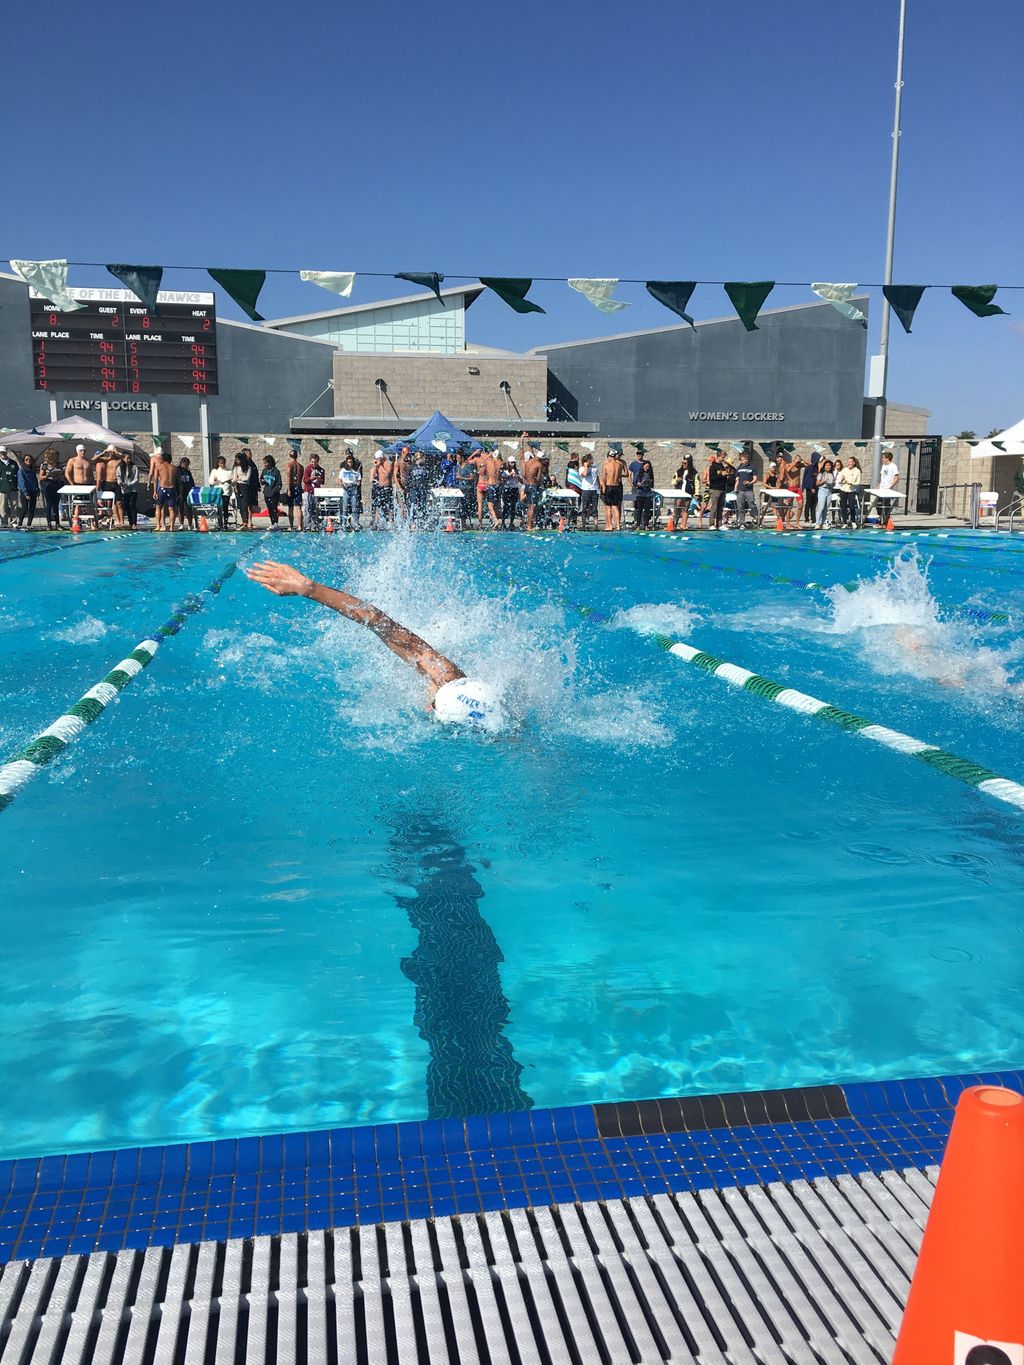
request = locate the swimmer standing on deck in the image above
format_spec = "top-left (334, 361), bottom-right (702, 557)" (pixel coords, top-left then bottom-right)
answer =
top-left (245, 560), bottom-right (507, 730)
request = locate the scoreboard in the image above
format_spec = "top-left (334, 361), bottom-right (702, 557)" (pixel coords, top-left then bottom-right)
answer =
top-left (29, 288), bottom-right (219, 397)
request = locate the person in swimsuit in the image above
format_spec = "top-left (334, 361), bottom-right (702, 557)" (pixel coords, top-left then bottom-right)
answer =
top-left (148, 449), bottom-right (178, 532)
top-left (283, 450), bottom-right (304, 531)
top-left (598, 451), bottom-right (627, 531)
top-left (245, 560), bottom-right (507, 730)
top-left (371, 452), bottom-right (395, 528)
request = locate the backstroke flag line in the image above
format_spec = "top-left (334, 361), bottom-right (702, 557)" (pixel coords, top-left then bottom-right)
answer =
top-left (568, 278), bottom-right (629, 314)
top-left (395, 272), bottom-right (445, 305)
top-left (951, 285), bottom-right (1007, 318)
top-left (479, 277), bottom-right (545, 314)
top-left (646, 281), bottom-right (697, 326)
top-left (810, 282), bottom-right (866, 323)
top-left (106, 264), bottom-right (163, 312)
top-left (208, 269), bottom-right (267, 322)
top-left (882, 284), bottom-right (926, 334)
top-left (300, 270), bottom-right (356, 298)
top-left (10, 259), bottom-right (83, 312)
top-left (724, 281), bottom-right (775, 331)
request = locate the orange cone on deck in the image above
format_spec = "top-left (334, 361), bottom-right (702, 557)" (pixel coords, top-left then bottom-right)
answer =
top-left (891, 1085), bottom-right (1024, 1365)
top-left (198, 514), bottom-right (209, 533)
top-left (71, 510), bottom-right (80, 534)
top-left (886, 513), bottom-right (896, 531)
top-left (325, 517), bottom-right (334, 534)
top-left (775, 513), bottom-right (784, 532)
top-left (666, 513), bottom-right (676, 532)
top-left (558, 514), bottom-right (566, 532)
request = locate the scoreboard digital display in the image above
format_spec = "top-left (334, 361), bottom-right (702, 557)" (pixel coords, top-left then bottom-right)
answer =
top-left (29, 289), bottom-right (219, 397)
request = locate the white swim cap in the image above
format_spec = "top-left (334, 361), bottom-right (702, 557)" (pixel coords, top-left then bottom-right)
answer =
top-left (433, 679), bottom-right (506, 733)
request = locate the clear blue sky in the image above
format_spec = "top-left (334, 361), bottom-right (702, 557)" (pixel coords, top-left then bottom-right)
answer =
top-left (5, 0), bottom-right (1021, 434)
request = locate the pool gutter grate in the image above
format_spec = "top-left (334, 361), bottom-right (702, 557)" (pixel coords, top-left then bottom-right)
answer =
top-left (0, 1166), bottom-right (933, 1364)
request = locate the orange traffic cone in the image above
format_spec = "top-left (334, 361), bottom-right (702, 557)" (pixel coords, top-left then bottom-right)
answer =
top-left (71, 510), bottom-right (81, 534)
top-left (325, 518), bottom-right (334, 534)
top-left (775, 513), bottom-right (784, 532)
top-left (558, 514), bottom-right (566, 533)
top-left (198, 514), bottom-right (209, 533)
top-left (666, 513), bottom-right (676, 532)
top-left (444, 515), bottom-right (455, 533)
top-left (891, 1085), bottom-right (1024, 1365)
top-left (886, 512), bottom-right (896, 532)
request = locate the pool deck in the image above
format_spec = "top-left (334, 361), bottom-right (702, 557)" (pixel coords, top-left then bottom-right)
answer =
top-left (2, 1066), bottom-right (1019, 1362)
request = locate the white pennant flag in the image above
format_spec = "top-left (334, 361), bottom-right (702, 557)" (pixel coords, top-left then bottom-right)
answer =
top-left (432, 439), bottom-right (448, 453)
top-left (11, 258), bottom-right (84, 312)
top-left (299, 270), bottom-right (356, 298)
top-left (580, 440), bottom-right (597, 451)
top-left (811, 443), bottom-right (823, 454)
top-left (656, 440), bottom-right (675, 448)
top-left (811, 282), bottom-right (866, 323)
top-left (503, 440), bottom-right (520, 450)
top-left (730, 441), bottom-right (746, 453)
top-left (567, 278), bottom-right (629, 314)
top-left (341, 436), bottom-right (360, 446)
top-left (177, 433), bottom-right (196, 450)
top-left (262, 435), bottom-right (277, 446)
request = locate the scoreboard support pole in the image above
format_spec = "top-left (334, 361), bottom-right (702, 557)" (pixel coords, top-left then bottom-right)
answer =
top-left (151, 403), bottom-right (161, 449)
top-left (100, 402), bottom-right (109, 429)
top-left (49, 399), bottom-right (58, 422)
top-left (200, 402), bottom-right (211, 482)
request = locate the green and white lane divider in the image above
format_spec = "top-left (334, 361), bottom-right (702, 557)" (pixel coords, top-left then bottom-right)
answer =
top-left (654, 636), bottom-right (1024, 814)
top-left (0, 559), bottom-right (240, 814)
top-left (0, 532), bottom-right (121, 567)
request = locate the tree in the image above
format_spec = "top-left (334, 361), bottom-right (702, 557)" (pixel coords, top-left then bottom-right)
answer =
top-left (956, 430), bottom-right (976, 439)
top-left (985, 427), bottom-right (1002, 439)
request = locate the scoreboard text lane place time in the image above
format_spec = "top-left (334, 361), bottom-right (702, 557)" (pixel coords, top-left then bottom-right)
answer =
top-left (29, 288), bottom-right (219, 397)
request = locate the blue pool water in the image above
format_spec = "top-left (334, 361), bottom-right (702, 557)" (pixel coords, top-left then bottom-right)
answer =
top-left (1, 526), bottom-right (1023, 1159)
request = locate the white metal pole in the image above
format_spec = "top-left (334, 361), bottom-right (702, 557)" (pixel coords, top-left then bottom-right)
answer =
top-left (200, 402), bottom-right (211, 481)
top-left (100, 401), bottom-right (109, 428)
top-left (49, 399), bottom-right (58, 422)
top-left (151, 402), bottom-right (160, 450)
top-left (870, 0), bottom-right (908, 488)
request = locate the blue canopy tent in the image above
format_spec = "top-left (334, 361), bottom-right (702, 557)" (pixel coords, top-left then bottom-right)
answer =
top-left (386, 410), bottom-right (483, 454)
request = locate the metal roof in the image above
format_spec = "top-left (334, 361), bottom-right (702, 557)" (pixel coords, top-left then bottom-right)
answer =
top-left (263, 284), bottom-right (485, 329)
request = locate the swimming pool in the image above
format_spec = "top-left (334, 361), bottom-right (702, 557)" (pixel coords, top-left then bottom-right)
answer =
top-left (1, 526), bottom-right (1022, 1160)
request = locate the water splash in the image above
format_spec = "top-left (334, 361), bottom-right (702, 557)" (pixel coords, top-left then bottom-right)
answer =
top-left (608, 601), bottom-right (698, 638)
top-left (45, 615), bottom-right (111, 644)
top-left (826, 549), bottom-right (1024, 696)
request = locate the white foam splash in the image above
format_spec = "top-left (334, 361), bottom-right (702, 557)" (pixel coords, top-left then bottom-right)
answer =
top-left (45, 615), bottom-right (111, 644)
top-left (608, 601), bottom-right (698, 638)
top-left (826, 548), bottom-right (1024, 696)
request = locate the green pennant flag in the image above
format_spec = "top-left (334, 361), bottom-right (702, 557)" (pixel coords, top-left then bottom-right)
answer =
top-left (208, 268), bottom-right (266, 321)
top-left (828, 441), bottom-right (843, 457)
top-left (631, 441), bottom-right (647, 454)
top-left (106, 264), bottom-right (163, 313)
top-left (374, 437), bottom-right (391, 448)
top-left (882, 284), bottom-right (926, 334)
top-left (705, 442), bottom-right (721, 452)
top-left (479, 277), bottom-right (545, 314)
top-left (235, 435), bottom-right (251, 444)
top-left (758, 442), bottom-right (776, 458)
top-left (853, 440), bottom-right (868, 447)
top-left (315, 438), bottom-right (332, 454)
top-left (555, 441), bottom-right (569, 452)
top-left (682, 441), bottom-right (697, 448)
top-left (645, 281), bottom-right (697, 327)
top-left (395, 272), bottom-right (445, 305)
top-left (724, 281), bottom-right (774, 331)
top-left (58, 431), bottom-right (76, 441)
top-left (782, 443), bottom-right (796, 452)
top-left (951, 285), bottom-right (1007, 318)
top-left (152, 432), bottom-right (169, 450)
top-left (992, 440), bottom-right (1007, 452)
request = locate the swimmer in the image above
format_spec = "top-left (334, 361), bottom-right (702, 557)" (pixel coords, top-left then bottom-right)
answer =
top-left (244, 560), bottom-right (507, 730)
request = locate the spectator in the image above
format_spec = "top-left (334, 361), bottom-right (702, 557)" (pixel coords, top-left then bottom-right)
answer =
top-left (262, 455), bottom-right (283, 528)
top-left (371, 451), bottom-right (396, 528)
top-left (282, 448), bottom-right (304, 531)
top-left (704, 451), bottom-right (732, 531)
top-left (178, 457), bottom-right (197, 530)
top-left (0, 445), bottom-right (18, 528)
top-left (439, 451), bottom-right (458, 489)
top-left (64, 443), bottom-right (92, 487)
top-left (598, 448), bottom-right (628, 531)
top-left (454, 450), bottom-right (477, 526)
top-left (733, 449), bottom-right (757, 529)
top-left (233, 449), bottom-right (259, 530)
top-left (339, 452), bottom-right (361, 529)
top-left (815, 459), bottom-right (836, 528)
top-left (632, 456), bottom-right (655, 530)
top-left (208, 455), bottom-right (234, 529)
top-left (782, 452), bottom-right (803, 529)
top-left (406, 452), bottom-right (431, 524)
top-left (576, 454), bottom-right (600, 530)
top-left (301, 450), bottom-right (325, 530)
top-left (148, 447), bottom-right (178, 532)
top-left (16, 455), bottom-right (39, 529)
top-left (565, 456), bottom-right (582, 528)
top-left (522, 443), bottom-right (543, 531)
top-left (499, 456), bottom-right (522, 530)
top-left (672, 456), bottom-right (700, 530)
top-left (38, 447), bottom-right (63, 529)
top-left (877, 450), bottom-right (900, 527)
top-left (837, 457), bottom-right (863, 527)
top-left (116, 453), bottom-right (139, 528)
top-left (801, 450), bottom-right (820, 525)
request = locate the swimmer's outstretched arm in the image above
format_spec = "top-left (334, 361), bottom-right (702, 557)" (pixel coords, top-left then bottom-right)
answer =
top-left (245, 561), bottom-right (464, 694)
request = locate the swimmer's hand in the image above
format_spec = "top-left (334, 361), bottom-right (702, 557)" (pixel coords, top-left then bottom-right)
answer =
top-left (245, 560), bottom-right (314, 597)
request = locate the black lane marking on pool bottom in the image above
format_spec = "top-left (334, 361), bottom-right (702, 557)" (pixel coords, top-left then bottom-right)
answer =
top-left (593, 1082), bottom-right (851, 1137)
top-left (390, 820), bottom-right (533, 1119)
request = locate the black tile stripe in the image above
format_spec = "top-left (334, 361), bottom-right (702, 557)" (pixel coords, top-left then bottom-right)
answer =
top-left (592, 1083), bottom-right (851, 1137)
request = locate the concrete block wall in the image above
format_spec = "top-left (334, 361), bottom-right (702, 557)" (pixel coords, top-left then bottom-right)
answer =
top-left (331, 354), bottom-right (547, 423)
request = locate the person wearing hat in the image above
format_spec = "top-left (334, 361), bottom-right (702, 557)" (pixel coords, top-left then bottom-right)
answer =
top-left (370, 450), bottom-right (395, 529)
top-left (245, 560), bottom-right (508, 732)
top-left (0, 446), bottom-right (19, 528)
top-left (64, 444), bottom-right (93, 487)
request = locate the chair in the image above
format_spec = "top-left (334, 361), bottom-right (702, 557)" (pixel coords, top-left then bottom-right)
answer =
top-left (57, 484), bottom-right (98, 529)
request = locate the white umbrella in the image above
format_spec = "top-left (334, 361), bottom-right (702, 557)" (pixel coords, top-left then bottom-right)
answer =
top-left (0, 417), bottom-right (138, 456)
top-left (970, 417), bottom-right (1024, 459)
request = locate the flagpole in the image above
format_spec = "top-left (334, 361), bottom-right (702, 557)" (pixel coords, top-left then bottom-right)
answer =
top-left (870, 0), bottom-right (908, 488)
